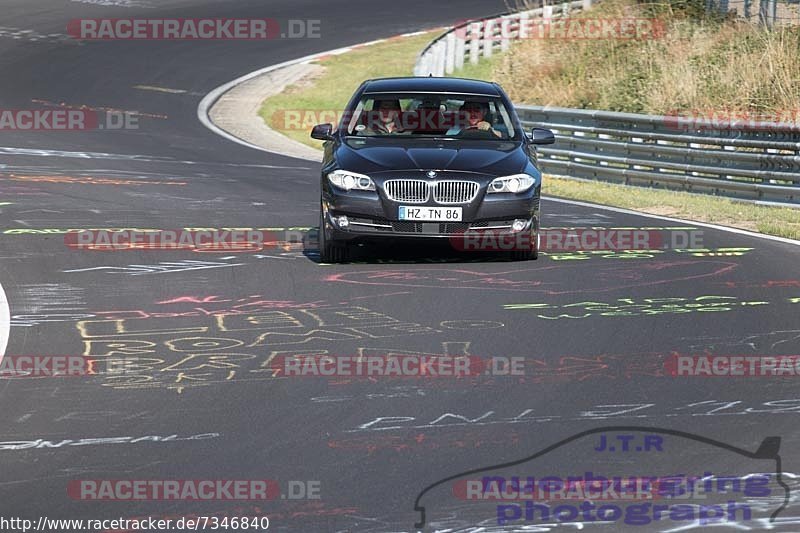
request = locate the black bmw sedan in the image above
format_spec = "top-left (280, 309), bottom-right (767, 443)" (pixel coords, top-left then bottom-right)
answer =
top-left (310, 77), bottom-right (554, 262)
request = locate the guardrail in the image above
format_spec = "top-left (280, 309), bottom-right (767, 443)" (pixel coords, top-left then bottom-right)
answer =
top-left (517, 106), bottom-right (800, 204)
top-left (414, 0), bottom-right (590, 77)
top-left (414, 6), bottom-right (800, 205)
top-left (711, 0), bottom-right (800, 28)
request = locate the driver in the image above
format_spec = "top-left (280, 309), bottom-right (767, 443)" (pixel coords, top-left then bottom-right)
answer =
top-left (448, 101), bottom-right (502, 138)
top-left (366, 99), bottom-right (405, 134)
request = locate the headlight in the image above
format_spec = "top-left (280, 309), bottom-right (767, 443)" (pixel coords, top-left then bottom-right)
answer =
top-left (328, 170), bottom-right (375, 191)
top-left (487, 174), bottom-right (535, 194)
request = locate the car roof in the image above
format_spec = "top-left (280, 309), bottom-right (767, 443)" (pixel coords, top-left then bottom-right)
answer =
top-left (361, 77), bottom-right (502, 97)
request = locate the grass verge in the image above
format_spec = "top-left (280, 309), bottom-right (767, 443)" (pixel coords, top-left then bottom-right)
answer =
top-left (258, 31), bottom-right (437, 149)
top-left (547, 176), bottom-right (800, 240)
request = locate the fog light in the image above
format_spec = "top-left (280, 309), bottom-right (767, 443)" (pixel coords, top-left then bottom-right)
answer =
top-left (512, 219), bottom-right (527, 232)
top-left (337, 215), bottom-right (349, 228)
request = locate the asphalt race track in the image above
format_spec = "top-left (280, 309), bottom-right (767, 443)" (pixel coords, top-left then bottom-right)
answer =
top-left (1, 1), bottom-right (800, 532)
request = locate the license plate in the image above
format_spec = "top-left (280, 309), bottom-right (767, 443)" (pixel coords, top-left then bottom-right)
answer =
top-left (398, 206), bottom-right (462, 221)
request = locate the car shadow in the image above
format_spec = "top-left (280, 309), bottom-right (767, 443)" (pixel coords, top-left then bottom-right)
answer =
top-left (302, 226), bottom-right (523, 264)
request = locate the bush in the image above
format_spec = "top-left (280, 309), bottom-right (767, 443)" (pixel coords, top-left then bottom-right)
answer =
top-left (488, 0), bottom-right (800, 116)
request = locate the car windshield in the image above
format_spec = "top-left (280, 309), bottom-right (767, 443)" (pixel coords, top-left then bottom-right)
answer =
top-left (344, 92), bottom-right (517, 140)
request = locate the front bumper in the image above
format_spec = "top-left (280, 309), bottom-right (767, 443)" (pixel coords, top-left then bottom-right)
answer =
top-left (322, 184), bottom-right (540, 242)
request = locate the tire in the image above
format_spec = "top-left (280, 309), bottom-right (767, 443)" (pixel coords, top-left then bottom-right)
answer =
top-left (509, 224), bottom-right (539, 261)
top-left (318, 207), bottom-right (349, 263)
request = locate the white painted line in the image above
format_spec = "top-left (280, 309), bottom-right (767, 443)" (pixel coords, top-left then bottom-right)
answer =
top-left (0, 281), bottom-right (9, 360)
top-left (545, 197), bottom-right (800, 247)
top-left (354, 39), bottom-right (386, 47)
top-left (198, 44), bottom-right (380, 155)
top-left (197, 32), bottom-right (431, 156)
top-left (133, 85), bottom-right (187, 94)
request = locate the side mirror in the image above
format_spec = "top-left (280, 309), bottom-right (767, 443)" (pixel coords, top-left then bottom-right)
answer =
top-left (530, 127), bottom-right (555, 145)
top-left (311, 123), bottom-right (334, 140)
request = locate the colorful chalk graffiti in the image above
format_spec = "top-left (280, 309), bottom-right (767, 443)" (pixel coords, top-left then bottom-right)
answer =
top-left (502, 295), bottom-right (783, 319)
top-left (326, 261), bottom-right (739, 294)
top-left (78, 301), bottom-right (442, 393)
top-left (352, 399), bottom-right (800, 433)
top-left (0, 173), bottom-right (186, 186)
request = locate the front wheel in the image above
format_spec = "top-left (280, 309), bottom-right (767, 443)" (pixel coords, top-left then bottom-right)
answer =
top-left (318, 207), bottom-right (349, 263)
top-left (509, 224), bottom-right (539, 261)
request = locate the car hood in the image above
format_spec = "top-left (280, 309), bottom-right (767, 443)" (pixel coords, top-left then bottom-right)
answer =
top-left (335, 138), bottom-right (529, 177)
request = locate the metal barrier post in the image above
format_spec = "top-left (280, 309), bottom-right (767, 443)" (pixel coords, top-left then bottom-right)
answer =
top-left (483, 19), bottom-right (495, 58)
top-left (455, 30), bottom-right (466, 69)
top-left (445, 32), bottom-right (456, 74)
top-left (469, 22), bottom-right (481, 64)
top-left (500, 16), bottom-right (512, 52)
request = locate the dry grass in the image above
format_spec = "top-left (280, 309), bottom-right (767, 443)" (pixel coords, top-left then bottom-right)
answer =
top-left (490, 0), bottom-right (800, 115)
